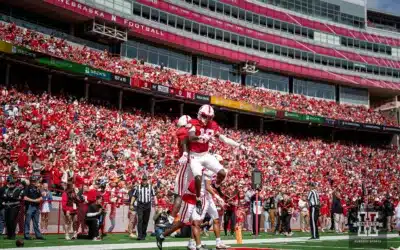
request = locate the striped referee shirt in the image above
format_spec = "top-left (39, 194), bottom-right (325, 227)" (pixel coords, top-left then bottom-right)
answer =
top-left (307, 189), bottom-right (320, 207)
top-left (133, 185), bottom-right (155, 204)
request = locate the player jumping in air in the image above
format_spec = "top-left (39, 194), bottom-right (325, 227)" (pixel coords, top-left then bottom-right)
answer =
top-left (186, 105), bottom-right (248, 214)
top-left (167, 115), bottom-right (191, 225)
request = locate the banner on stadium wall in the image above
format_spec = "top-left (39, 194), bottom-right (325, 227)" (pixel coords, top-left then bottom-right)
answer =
top-left (304, 115), bottom-right (325, 124)
top-left (382, 126), bottom-right (400, 133)
top-left (12, 46), bottom-right (37, 58)
top-left (111, 74), bottom-right (129, 85)
top-left (338, 120), bottom-right (362, 128)
top-left (195, 93), bottom-right (210, 103)
top-left (0, 40), bottom-right (13, 53)
top-left (36, 57), bottom-right (86, 74)
top-left (284, 111), bottom-right (303, 121)
top-left (151, 83), bottom-right (169, 94)
top-left (169, 87), bottom-right (195, 100)
top-left (84, 66), bottom-right (111, 80)
top-left (263, 108), bottom-right (277, 117)
top-left (211, 96), bottom-right (254, 112)
top-left (324, 118), bottom-right (336, 126)
top-left (361, 124), bottom-right (382, 132)
top-left (130, 78), bottom-right (153, 90)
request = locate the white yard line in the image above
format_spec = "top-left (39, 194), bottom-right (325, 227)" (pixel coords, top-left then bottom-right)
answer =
top-left (4, 234), bottom-right (399, 250)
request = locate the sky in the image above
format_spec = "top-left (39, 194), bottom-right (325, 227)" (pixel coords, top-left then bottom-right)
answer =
top-left (367, 0), bottom-right (400, 15)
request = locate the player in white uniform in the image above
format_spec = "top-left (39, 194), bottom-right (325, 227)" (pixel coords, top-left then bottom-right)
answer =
top-left (184, 105), bottom-right (249, 214)
top-left (157, 169), bottom-right (209, 250)
top-left (187, 159), bottom-right (230, 250)
top-left (157, 164), bottom-right (229, 250)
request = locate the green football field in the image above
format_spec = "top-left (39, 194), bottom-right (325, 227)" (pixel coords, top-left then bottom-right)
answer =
top-left (0, 231), bottom-right (399, 249)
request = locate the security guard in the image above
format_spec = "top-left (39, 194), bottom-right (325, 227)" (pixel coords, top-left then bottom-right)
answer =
top-left (3, 176), bottom-right (23, 240)
top-left (23, 176), bottom-right (44, 240)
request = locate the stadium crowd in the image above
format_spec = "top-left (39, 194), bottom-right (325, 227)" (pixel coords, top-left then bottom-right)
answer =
top-left (1, 21), bottom-right (400, 240)
top-left (0, 83), bottom-right (399, 236)
top-left (0, 21), bottom-right (397, 127)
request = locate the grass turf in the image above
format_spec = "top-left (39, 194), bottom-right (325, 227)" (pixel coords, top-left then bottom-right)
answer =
top-left (0, 231), bottom-right (398, 249)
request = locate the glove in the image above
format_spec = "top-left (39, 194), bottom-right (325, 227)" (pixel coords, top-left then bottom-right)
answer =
top-left (239, 144), bottom-right (247, 151)
top-left (178, 152), bottom-right (188, 165)
top-left (214, 195), bottom-right (225, 207)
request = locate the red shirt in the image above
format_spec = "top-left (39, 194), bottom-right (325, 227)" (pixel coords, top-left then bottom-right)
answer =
top-left (17, 151), bottom-right (29, 169)
top-left (87, 188), bottom-right (99, 204)
top-left (278, 200), bottom-right (294, 214)
top-left (187, 119), bottom-right (221, 153)
top-left (176, 127), bottom-right (188, 157)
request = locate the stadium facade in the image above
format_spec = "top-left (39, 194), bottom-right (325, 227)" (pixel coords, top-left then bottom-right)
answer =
top-left (1, 0), bottom-right (400, 131)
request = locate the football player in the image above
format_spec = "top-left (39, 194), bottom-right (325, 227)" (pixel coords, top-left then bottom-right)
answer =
top-left (167, 115), bottom-right (191, 225)
top-left (157, 168), bottom-right (213, 250)
top-left (186, 105), bottom-right (248, 214)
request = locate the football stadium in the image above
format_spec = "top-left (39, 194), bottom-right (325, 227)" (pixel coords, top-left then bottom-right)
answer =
top-left (0, 0), bottom-right (400, 249)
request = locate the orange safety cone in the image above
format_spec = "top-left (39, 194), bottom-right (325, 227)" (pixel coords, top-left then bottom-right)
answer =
top-left (235, 225), bottom-right (243, 244)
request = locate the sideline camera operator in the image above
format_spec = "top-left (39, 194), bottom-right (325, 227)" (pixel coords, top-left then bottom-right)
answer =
top-left (3, 175), bottom-right (23, 240)
top-left (153, 205), bottom-right (170, 236)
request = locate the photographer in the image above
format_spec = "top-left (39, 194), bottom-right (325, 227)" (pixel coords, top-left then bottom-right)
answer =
top-left (201, 213), bottom-right (213, 237)
top-left (153, 205), bottom-right (170, 236)
top-left (85, 195), bottom-right (104, 241)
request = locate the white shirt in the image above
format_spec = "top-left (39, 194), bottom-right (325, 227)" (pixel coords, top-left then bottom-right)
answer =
top-left (298, 199), bottom-right (308, 212)
top-left (395, 205), bottom-right (400, 220)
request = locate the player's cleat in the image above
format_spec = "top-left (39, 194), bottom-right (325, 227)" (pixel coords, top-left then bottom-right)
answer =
top-left (156, 233), bottom-right (165, 250)
top-left (196, 246), bottom-right (209, 250)
top-left (196, 199), bottom-right (203, 215)
top-left (216, 242), bottom-right (231, 249)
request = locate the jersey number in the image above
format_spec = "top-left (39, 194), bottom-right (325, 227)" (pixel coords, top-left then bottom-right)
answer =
top-left (198, 128), bottom-right (214, 143)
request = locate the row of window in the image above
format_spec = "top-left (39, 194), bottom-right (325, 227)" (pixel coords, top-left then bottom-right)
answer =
top-left (180, 0), bottom-right (393, 56)
top-left (246, 71), bottom-right (289, 92)
top-left (90, 0), bottom-right (132, 14)
top-left (197, 57), bottom-right (240, 83)
top-left (120, 40), bottom-right (192, 73)
top-left (120, 37), bottom-right (367, 104)
top-left (339, 86), bottom-right (369, 105)
top-left (133, 3), bottom-right (400, 79)
top-left (258, 0), bottom-right (365, 28)
top-left (293, 78), bottom-right (335, 100)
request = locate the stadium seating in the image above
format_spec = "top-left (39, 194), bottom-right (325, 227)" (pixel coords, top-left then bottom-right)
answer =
top-left (0, 22), bottom-right (397, 127)
top-left (0, 86), bottom-right (399, 210)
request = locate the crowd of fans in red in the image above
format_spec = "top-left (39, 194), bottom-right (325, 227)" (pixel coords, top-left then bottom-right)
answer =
top-left (0, 22), bottom-right (397, 127)
top-left (1, 85), bottom-right (399, 216)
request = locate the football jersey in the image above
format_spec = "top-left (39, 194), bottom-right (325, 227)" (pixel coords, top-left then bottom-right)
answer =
top-left (176, 127), bottom-right (188, 157)
top-left (184, 170), bottom-right (214, 204)
top-left (187, 119), bottom-right (221, 153)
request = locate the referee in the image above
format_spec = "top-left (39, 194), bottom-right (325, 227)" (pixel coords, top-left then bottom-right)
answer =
top-left (130, 175), bottom-right (155, 240)
top-left (307, 182), bottom-right (320, 240)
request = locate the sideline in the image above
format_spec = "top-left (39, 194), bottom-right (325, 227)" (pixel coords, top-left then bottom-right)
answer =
top-left (4, 234), bottom-right (399, 250)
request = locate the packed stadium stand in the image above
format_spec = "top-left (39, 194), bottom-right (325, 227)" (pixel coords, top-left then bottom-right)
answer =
top-left (0, 0), bottom-right (400, 239)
